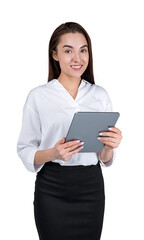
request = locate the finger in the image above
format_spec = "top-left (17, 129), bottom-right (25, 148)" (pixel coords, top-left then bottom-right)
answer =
top-left (104, 142), bottom-right (117, 148)
top-left (68, 145), bottom-right (83, 154)
top-left (98, 134), bottom-right (122, 142)
top-left (99, 131), bottom-right (118, 138)
top-left (108, 127), bottom-right (122, 135)
top-left (99, 139), bottom-right (121, 149)
top-left (99, 127), bottom-right (122, 138)
top-left (98, 137), bottom-right (119, 143)
top-left (64, 140), bottom-right (81, 149)
top-left (68, 142), bottom-right (84, 152)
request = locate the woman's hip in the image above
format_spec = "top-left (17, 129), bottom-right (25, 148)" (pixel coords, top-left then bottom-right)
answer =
top-left (34, 161), bottom-right (105, 203)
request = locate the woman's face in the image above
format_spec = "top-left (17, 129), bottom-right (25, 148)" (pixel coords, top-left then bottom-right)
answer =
top-left (52, 32), bottom-right (89, 80)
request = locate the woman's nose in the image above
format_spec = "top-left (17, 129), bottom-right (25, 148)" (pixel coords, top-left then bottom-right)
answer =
top-left (73, 52), bottom-right (81, 62)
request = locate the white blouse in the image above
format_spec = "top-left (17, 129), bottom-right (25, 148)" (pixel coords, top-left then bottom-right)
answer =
top-left (17, 79), bottom-right (115, 173)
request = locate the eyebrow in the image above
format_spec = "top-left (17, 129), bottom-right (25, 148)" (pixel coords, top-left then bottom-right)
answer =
top-left (62, 44), bottom-right (88, 49)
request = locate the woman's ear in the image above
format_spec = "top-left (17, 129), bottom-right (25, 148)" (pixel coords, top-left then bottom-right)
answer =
top-left (52, 50), bottom-right (59, 61)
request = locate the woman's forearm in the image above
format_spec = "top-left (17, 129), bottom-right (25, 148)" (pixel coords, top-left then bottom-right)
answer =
top-left (34, 146), bottom-right (114, 165)
top-left (100, 147), bottom-right (113, 163)
top-left (34, 148), bottom-right (56, 165)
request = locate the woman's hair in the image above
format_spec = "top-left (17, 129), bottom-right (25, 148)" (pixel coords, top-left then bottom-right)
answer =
top-left (48, 22), bottom-right (95, 84)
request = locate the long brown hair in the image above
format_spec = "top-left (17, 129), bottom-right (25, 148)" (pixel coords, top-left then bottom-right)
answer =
top-left (48, 22), bottom-right (95, 84)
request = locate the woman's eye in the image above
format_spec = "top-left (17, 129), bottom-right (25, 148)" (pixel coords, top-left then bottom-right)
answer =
top-left (65, 50), bottom-right (72, 53)
top-left (81, 49), bottom-right (87, 53)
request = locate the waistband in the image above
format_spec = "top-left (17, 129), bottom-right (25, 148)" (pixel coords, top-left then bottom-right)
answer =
top-left (44, 161), bottom-right (100, 171)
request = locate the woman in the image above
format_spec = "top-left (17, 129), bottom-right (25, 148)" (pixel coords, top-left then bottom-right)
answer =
top-left (17, 22), bottom-right (122, 240)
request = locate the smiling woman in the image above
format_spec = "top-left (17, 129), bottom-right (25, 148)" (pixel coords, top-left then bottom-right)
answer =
top-left (17, 22), bottom-right (122, 240)
top-left (52, 32), bottom-right (89, 90)
top-left (48, 22), bottom-right (94, 84)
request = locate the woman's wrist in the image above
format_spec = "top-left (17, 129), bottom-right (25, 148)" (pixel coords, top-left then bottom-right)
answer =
top-left (100, 147), bottom-right (113, 163)
top-left (34, 148), bottom-right (56, 165)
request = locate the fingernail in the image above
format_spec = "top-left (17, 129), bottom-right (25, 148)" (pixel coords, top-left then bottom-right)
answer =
top-left (77, 140), bottom-right (80, 142)
top-left (80, 142), bottom-right (84, 145)
top-left (108, 128), bottom-right (112, 130)
top-left (99, 132), bottom-right (103, 135)
top-left (97, 137), bottom-right (101, 140)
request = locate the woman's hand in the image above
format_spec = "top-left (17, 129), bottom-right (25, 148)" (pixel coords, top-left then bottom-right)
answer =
top-left (53, 137), bottom-right (84, 162)
top-left (97, 127), bottom-right (122, 151)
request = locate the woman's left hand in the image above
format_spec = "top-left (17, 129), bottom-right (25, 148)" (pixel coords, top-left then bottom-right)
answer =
top-left (97, 127), bottom-right (122, 150)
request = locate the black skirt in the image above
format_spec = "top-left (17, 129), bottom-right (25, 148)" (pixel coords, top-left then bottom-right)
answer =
top-left (33, 161), bottom-right (105, 240)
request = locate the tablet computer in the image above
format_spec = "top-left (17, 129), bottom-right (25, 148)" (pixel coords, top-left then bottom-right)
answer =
top-left (65, 112), bottom-right (120, 152)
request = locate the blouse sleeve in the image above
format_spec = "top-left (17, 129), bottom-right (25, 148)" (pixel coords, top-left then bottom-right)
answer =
top-left (17, 100), bottom-right (44, 173)
top-left (97, 90), bottom-right (116, 167)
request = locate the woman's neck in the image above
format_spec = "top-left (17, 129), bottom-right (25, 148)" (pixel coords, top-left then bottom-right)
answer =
top-left (57, 74), bottom-right (81, 91)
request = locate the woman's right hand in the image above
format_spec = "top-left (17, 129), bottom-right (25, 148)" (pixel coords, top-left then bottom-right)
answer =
top-left (53, 137), bottom-right (84, 162)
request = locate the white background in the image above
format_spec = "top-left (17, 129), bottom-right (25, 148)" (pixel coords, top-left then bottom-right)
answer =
top-left (0, 0), bottom-right (144, 239)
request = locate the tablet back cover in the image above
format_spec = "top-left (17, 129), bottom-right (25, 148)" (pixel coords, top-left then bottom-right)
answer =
top-left (65, 112), bottom-right (120, 152)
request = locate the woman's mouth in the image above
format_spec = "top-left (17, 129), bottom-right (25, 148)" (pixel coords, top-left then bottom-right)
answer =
top-left (70, 65), bottom-right (83, 70)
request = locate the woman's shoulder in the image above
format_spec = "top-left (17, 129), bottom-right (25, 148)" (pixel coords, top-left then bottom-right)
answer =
top-left (24, 83), bottom-right (49, 106)
top-left (90, 82), bottom-right (112, 109)
top-left (93, 84), bottom-right (109, 95)
top-left (27, 80), bottom-right (55, 99)
top-left (29, 83), bottom-right (48, 94)
top-left (27, 79), bottom-right (56, 96)
top-left (84, 79), bottom-right (109, 97)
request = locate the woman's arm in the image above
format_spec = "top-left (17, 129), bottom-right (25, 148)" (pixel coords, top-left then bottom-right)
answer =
top-left (34, 138), bottom-right (84, 165)
top-left (34, 148), bottom-right (56, 165)
top-left (99, 147), bottom-right (114, 163)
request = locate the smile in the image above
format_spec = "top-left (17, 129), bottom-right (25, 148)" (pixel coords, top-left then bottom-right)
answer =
top-left (70, 65), bottom-right (82, 69)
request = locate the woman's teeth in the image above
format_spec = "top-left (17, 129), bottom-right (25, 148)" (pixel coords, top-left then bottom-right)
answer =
top-left (71, 65), bottom-right (82, 69)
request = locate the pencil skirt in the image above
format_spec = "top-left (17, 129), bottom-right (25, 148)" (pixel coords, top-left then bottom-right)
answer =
top-left (33, 161), bottom-right (105, 240)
